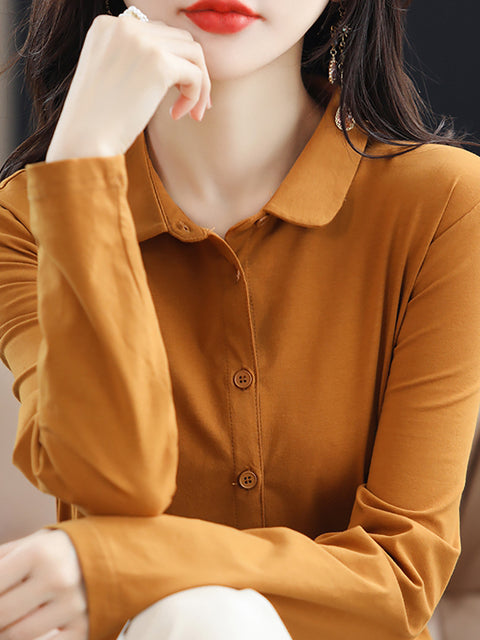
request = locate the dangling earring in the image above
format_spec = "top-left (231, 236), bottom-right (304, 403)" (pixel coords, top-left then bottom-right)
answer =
top-left (328, 6), bottom-right (349, 86)
top-left (329, 3), bottom-right (355, 131)
top-left (328, 27), bottom-right (340, 85)
top-left (105, 0), bottom-right (113, 15)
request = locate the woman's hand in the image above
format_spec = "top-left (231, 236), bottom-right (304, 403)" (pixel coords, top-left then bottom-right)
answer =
top-left (46, 13), bottom-right (212, 162)
top-left (0, 530), bottom-right (88, 640)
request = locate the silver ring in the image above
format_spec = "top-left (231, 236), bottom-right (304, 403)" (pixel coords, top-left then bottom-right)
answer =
top-left (118, 6), bottom-right (149, 22)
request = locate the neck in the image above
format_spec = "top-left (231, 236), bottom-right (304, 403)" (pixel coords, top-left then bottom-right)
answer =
top-left (145, 42), bottom-right (326, 227)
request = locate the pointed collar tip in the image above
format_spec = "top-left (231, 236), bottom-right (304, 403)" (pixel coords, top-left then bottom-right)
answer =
top-left (264, 88), bottom-right (369, 228)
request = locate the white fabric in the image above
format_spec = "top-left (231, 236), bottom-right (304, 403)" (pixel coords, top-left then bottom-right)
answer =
top-left (117, 585), bottom-right (293, 640)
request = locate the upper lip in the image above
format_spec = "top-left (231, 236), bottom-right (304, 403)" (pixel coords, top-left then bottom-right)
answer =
top-left (183, 0), bottom-right (261, 17)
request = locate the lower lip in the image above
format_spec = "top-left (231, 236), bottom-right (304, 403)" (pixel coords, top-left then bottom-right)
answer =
top-left (184, 10), bottom-right (258, 34)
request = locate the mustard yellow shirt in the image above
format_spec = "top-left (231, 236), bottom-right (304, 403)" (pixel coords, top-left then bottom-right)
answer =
top-left (2, 87), bottom-right (480, 640)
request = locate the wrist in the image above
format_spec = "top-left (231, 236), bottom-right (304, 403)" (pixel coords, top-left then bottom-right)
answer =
top-left (46, 137), bottom-right (120, 163)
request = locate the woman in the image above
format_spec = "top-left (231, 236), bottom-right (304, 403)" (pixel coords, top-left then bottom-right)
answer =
top-left (1, 0), bottom-right (480, 639)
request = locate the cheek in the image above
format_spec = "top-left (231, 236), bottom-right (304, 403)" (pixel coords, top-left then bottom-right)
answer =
top-left (132, 0), bottom-right (172, 21)
top-left (263, 0), bottom-right (331, 48)
top-left (264, 0), bottom-right (331, 27)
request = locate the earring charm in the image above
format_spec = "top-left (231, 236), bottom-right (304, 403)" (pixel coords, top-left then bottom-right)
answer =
top-left (328, 27), bottom-right (338, 84)
top-left (329, 7), bottom-right (350, 87)
top-left (329, 4), bottom-right (356, 131)
top-left (335, 107), bottom-right (355, 132)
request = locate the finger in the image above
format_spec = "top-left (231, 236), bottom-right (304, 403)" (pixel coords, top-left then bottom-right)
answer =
top-left (187, 66), bottom-right (211, 120)
top-left (0, 531), bottom-right (51, 559)
top-left (181, 44), bottom-right (211, 120)
top-left (170, 92), bottom-right (196, 120)
top-left (166, 57), bottom-right (204, 120)
top-left (162, 40), bottom-right (211, 119)
top-left (52, 620), bottom-right (88, 640)
top-left (188, 81), bottom-right (211, 120)
top-left (0, 550), bottom-right (32, 596)
top-left (171, 66), bottom-right (210, 121)
top-left (121, 16), bottom-right (195, 42)
top-left (42, 611), bottom-right (88, 640)
top-left (0, 580), bottom-right (48, 631)
top-left (0, 599), bottom-right (75, 640)
top-left (0, 541), bottom-right (19, 560)
top-left (34, 630), bottom-right (60, 640)
top-left (152, 23), bottom-right (196, 42)
top-left (0, 533), bottom-right (42, 560)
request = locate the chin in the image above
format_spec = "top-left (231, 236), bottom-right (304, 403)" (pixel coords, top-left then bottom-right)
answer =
top-left (201, 40), bottom-right (294, 82)
top-left (203, 56), bottom-right (271, 81)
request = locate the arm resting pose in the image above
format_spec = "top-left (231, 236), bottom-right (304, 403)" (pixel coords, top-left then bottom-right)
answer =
top-left (1, 155), bottom-right (480, 640)
top-left (0, 155), bottom-right (178, 516)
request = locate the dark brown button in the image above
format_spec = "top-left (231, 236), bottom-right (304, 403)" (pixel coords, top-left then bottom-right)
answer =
top-left (233, 368), bottom-right (254, 389)
top-left (238, 470), bottom-right (258, 490)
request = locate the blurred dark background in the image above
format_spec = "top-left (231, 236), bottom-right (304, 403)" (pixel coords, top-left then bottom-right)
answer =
top-left (1, 0), bottom-right (480, 164)
top-left (404, 0), bottom-right (480, 155)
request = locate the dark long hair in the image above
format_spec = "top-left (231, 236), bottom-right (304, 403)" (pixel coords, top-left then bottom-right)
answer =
top-left (0, 0), bottom-right (477, 182)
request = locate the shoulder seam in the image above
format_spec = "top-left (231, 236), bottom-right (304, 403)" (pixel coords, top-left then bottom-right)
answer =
top-left (433, 192), bottom-right (480, 242)
top-left (0, 168), bottom-right (27, 192)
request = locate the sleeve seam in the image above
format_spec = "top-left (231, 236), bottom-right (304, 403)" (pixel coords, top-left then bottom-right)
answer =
top-left (432, 195), bottom-right (480, 243)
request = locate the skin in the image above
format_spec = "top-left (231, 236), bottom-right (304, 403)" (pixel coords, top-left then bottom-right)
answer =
top-left (0, 530), bottom-right (87, 640)
top-left (0, 2), bottom-right (337, 639)
top-left (136, 0), bottom-right (334, 237)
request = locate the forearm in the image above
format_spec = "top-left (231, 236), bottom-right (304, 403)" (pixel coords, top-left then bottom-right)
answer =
top-left (8, 155), bottom-right (178, 515)
top-left (48, 486), bottom-right (460, 640)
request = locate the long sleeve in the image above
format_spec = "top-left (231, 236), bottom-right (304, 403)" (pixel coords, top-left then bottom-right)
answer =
top-left (47, 200), bottom-right (480, 640)
top-left (0, 155), bottom-right (178, 516)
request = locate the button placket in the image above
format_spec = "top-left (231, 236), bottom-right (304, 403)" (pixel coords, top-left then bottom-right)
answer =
top-left (219, 237), bottom-right (264, 527)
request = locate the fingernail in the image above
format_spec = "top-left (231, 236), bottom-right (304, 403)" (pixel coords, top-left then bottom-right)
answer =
top-left (207, 96), bottom-right (212, 109)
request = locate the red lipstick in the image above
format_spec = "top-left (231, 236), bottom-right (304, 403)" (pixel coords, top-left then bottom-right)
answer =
top-left (182, 0), bottom-right (262, 34)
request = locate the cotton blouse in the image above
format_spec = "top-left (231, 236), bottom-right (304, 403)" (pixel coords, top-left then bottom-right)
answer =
top-left (1, 85), bottom-right (480, 640)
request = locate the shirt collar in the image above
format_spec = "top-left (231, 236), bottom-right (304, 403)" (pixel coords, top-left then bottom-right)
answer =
top-left (125, 84), bottom-right (369, 243)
